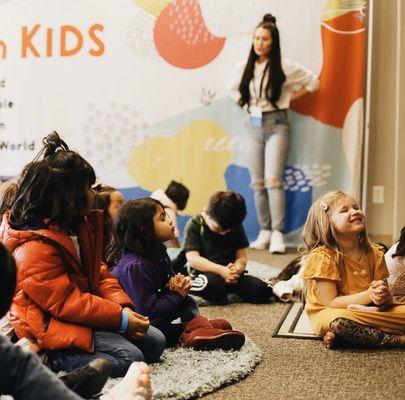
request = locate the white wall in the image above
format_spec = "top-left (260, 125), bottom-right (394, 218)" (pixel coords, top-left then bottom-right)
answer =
top-left (366, 0), bottom-right (405, 244)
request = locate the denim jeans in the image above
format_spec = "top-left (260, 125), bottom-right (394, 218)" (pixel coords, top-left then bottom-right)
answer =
top-left (244, 110), bottom-right (290, 232)
top-left (47, 327), bottom-right (166, 378)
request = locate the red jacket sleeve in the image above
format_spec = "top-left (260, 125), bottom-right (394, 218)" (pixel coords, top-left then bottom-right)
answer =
top-left (15, 241), bottom-right (123, 330)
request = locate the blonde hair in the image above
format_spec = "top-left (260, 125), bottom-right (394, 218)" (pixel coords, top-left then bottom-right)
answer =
top-left (300, 190), bottom-right (372, 274)
top-left (0, 179), bottom-right (18, 220)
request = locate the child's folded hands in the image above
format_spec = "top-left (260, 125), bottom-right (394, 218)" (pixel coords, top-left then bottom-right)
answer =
top-left (222, 264), bottom-right (239, 284)
top-left (169, 273), bottom-right (191, 297)
top-left (123, 307), bottom-right (150, 340)
top-left (228, 262), bottom-right (245, 276)
top-left (369, 280), bottom-right (393, 306)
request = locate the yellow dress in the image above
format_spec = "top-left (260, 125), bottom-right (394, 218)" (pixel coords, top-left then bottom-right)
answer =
top-left (301, 244), bottom-right (405, 335)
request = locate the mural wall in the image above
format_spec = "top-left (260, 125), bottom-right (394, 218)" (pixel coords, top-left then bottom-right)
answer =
top-left (0, 0), bottom-right (366, 243)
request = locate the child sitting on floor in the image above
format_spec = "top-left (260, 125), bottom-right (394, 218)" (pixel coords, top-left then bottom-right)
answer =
top-left (178, 190), bottom-right (271, 304)
top-left (0, 242), bottom-right (153, 400)
top-left (300, 190), bottom-right (405, 349)
top-left (1, 132), bottom-right (165, 377)
top-left (385, 226), bottom-right (405, 302)
top-left (151, 180), bottom-right (189, 248)
top-left (108, 197), bottom-right (245, 350)
top-left (0, 179), bottom-right (18, 222)
top-left (93, 184), bottom-right (125, 262)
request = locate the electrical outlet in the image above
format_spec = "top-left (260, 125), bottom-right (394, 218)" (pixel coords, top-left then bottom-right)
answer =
top-left (372, 186), bottom-right (384, 204)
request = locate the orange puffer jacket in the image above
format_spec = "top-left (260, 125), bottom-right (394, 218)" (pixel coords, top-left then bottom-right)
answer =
top-left (0, 211), bottom-right (133, 352)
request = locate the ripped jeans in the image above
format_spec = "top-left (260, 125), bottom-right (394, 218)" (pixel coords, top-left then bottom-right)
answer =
top-left (244, 110), bottom-right (290, 232)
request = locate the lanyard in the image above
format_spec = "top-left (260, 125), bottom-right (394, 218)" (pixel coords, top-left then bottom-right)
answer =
top-left (252, 62), bottom-right (269, 105)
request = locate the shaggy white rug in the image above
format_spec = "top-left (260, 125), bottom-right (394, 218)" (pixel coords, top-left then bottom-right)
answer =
top-left (104, 337), bottom-right (262, 400)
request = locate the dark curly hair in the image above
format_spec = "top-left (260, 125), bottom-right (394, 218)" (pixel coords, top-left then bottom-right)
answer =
top-left (107, 198), bottom-right (166, 266)
top-left (9, 131), bottom-right (96, 232)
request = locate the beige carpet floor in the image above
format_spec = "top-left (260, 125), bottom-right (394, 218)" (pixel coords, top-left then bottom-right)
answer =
top-left (199, 249), bottom-right (405, 400)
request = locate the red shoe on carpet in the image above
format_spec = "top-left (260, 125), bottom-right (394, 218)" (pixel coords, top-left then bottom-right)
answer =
top-left (209, 319), bottom-right (233, 330)
top-left (180, 316), bottom-right (245, 351)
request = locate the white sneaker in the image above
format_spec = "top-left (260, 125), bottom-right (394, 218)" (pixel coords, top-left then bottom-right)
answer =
top-left (269, 230), bottom-right (286, 254)
top-left (250, 230), bottom-right (271, 250)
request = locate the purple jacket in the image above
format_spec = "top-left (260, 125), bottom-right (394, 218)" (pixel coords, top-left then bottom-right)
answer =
top-left (112, 251), bottom-right (184, 320)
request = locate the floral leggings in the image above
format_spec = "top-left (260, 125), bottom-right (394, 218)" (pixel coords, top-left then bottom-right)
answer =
top-left (329, 318), bottom-right (401, 347)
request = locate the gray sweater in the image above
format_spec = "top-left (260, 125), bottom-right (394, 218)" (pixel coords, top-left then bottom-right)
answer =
top-left (0, 335), bottom-right (81, 400)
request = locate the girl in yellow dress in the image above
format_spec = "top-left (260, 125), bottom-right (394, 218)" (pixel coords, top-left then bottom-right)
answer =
top-left (300, 191), bottom-right (405, 349)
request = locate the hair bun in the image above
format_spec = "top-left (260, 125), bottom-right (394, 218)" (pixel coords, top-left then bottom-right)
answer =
top-left (42, 131), bottom-right (69, 157)
top-left (263, 13), bottom-right (276, 23)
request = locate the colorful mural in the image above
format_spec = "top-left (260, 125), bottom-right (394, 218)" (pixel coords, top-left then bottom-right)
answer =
top-left (0, 0), bottom-right (366, 244)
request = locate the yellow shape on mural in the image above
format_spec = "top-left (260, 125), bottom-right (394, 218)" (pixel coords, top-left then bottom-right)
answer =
top-left (126, 119), bottom-right (232, 214)
top-left (132, 0), bottom-right (171, 17)
top-left (322, 0), bottom-right (365, 21)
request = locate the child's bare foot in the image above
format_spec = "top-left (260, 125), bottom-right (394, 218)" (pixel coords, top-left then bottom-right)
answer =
top-left (347, 304), bottom-right (380, 312)
top-left (102, 362), bottom-right (152, 400)
top-left (323, 331), bottom-right (338, 349)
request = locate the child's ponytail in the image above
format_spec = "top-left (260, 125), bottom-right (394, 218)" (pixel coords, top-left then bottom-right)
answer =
top-left (42, 131), bottom-right (69, 157)
top-left (9, 131), bottom-right (96, 231)
top-left (31, 131), bottom-right (70, 162)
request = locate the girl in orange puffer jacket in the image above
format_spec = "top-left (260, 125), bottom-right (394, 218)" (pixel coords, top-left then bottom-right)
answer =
top-left (0, 132), bottom-right (165, 377)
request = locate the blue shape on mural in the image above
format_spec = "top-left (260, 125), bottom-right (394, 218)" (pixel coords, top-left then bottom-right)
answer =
top-left (120, 186), bottom-right (151, 200)
top-left (225, 164), bottom-right (312, 241)
top-left (283, 165), bottom-right (313, 233)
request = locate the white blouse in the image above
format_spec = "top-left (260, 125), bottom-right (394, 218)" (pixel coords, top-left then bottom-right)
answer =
top-left (228, 58), bottom-right (319, 112)
top-left (385, 243), bottom-right (405, 301)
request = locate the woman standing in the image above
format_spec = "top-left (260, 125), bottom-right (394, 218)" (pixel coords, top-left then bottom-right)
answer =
top-left (229, 14), bottom-right (319, 253)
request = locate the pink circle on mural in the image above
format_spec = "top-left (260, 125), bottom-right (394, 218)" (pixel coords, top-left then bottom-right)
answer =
top-left (154, 0), bottom-right (226, 69)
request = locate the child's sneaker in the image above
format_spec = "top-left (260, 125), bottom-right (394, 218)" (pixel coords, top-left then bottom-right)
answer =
top-left (250, 230), bottom-right (271, 250)
top-left (269, 230), bottom-right (286, 254)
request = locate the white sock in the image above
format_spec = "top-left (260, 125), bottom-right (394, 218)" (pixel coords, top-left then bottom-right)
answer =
top-left (101, 362), bottom-right (152, 400)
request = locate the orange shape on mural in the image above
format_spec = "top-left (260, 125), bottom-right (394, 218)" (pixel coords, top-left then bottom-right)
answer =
top-left (154, 0), bottom-right (226, 69)
top-left (291, 11), bottom-right (366, 129)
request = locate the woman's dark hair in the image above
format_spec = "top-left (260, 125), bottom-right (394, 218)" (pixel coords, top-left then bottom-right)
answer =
top-left (238, 13), bottom-right (286, 109)
top-left (93, 184), bottom-right (116, 260)
top-left (107, 198), bottom-right (165, 266)
top-left (0, 243), bottom-right (16, 318)
top-left (393, 226), bottom-right (405, 258)
top-left (9, 131), bottom-right (96, 231)
top-left (0, 179), bottom-right (18, 221)
top-left (206, 191), bottom-right (247, 231)
top-left (165, 180), bottom-right (189, 211)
